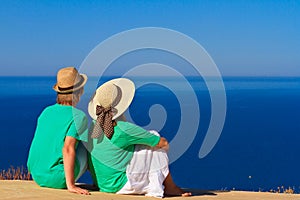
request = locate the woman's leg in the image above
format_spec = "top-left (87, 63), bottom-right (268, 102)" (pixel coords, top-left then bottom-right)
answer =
top-left (118, 143), bottom-right (169, 197)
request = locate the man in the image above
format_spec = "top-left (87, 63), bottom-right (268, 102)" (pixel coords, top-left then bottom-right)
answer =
top-left (27, 67), bottom-right (90, 195)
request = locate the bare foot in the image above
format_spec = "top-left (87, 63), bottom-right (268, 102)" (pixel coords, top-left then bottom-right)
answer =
top-left (164, 185), bottom-right (192, 197)
top-left (182, 191), bottom-right (192, 197)
top-left (163, 173), bottom-right (192, 197)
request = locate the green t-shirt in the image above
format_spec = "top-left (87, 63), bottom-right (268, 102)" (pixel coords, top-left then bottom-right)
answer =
top-left (89, 121), bottom-right (160, 193)
top-left (27, 104), bottom-right (88, 189)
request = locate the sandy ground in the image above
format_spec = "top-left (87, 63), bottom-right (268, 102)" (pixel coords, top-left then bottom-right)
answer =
top-left (1, 180), bottom-right (300, 200)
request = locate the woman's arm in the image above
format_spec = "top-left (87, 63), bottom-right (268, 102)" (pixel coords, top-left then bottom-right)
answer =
top-left (63, 136), bottom-right (90, 195)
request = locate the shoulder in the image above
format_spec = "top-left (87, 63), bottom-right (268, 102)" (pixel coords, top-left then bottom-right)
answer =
top-left (114, 121), bottom-right (160, 146)
top-left (115, 121), bottom-right (156, 138)
top-left (116, 121), bottom-right (140, 131)
top-left (42, 104), bottom-right (56, 112)
top-left (71, 107), bottom-right (87, 118)
top-left (71, 107), bottom-right (88, 128)
top-left (42, 104), bottom-right (87, 122)
top-left (38, 104), bottom-right (57, 117)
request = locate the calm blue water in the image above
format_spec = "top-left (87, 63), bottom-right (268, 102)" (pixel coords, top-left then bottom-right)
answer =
top-left (0, 76), bottom-right (300, 192)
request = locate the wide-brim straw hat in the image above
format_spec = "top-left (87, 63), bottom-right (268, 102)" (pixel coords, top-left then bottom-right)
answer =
top-left (53, 67), bottom-right (87, 94)
top-left (88, 78), bottom-right (135, 120)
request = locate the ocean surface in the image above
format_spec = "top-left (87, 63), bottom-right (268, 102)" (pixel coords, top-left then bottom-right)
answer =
top-left (0, 76), bottom-right (300, 192)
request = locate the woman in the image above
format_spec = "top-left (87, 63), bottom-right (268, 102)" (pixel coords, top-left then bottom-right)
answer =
top-left (88, 78), bottom-right (191, 197)
top-left (27, 67), bottom-right (90, 195)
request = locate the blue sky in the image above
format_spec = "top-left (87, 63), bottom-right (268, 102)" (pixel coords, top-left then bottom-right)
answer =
top-left (0, 0), bottom-right (299, 76)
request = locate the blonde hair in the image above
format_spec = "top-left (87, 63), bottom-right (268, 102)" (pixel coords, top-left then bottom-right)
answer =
top-left (56, 88), bottom-right (84, 106)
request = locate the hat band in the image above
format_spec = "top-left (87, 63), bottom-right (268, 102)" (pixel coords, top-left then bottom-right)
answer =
top-left (58, 75), bottom-right (84, 92)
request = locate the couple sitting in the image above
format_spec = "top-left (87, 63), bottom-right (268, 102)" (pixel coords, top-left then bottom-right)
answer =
top-left (27, 67), bottom-right (191, 197)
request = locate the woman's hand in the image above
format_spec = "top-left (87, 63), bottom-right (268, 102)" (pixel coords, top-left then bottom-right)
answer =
top-left (156, 137), bottom-right (169, 151)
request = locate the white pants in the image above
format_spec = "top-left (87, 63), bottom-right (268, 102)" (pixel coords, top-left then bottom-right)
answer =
top-left (117, 131), bottom-right (169, 198)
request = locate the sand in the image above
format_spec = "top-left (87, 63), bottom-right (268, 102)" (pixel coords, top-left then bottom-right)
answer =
top-left (1, 180), bottom-right (300, 200)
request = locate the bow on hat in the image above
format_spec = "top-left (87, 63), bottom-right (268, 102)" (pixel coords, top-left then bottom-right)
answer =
top-left (91, 105), bottom-right (117, 139)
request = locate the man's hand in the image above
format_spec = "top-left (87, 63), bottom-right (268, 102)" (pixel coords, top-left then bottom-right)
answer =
top-left (67, 184), bottom-right (90, 195)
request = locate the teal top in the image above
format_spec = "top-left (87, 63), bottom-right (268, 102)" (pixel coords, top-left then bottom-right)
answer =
top-left (89, 121), bottom-right (160, 193)
top-left (27, 104), bottom-right (88, 189)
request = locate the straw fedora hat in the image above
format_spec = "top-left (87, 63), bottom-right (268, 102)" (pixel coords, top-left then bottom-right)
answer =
top-left (88, 78), bottom-right (135, 120)
top-left (53, 67), bottom-right (87, 94)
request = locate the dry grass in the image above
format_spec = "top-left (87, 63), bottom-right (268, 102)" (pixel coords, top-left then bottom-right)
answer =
top-left (0, 166), bottom-right (31, 180)
top-left (269, 186), bottom-right (295, 194)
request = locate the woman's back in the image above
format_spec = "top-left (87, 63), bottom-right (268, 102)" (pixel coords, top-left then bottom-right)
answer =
top-left (89, 121), bottom-right (160, 193)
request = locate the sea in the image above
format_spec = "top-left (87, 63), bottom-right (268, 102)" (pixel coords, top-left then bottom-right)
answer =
top-left (0, 76), bottom-right (300, 193)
